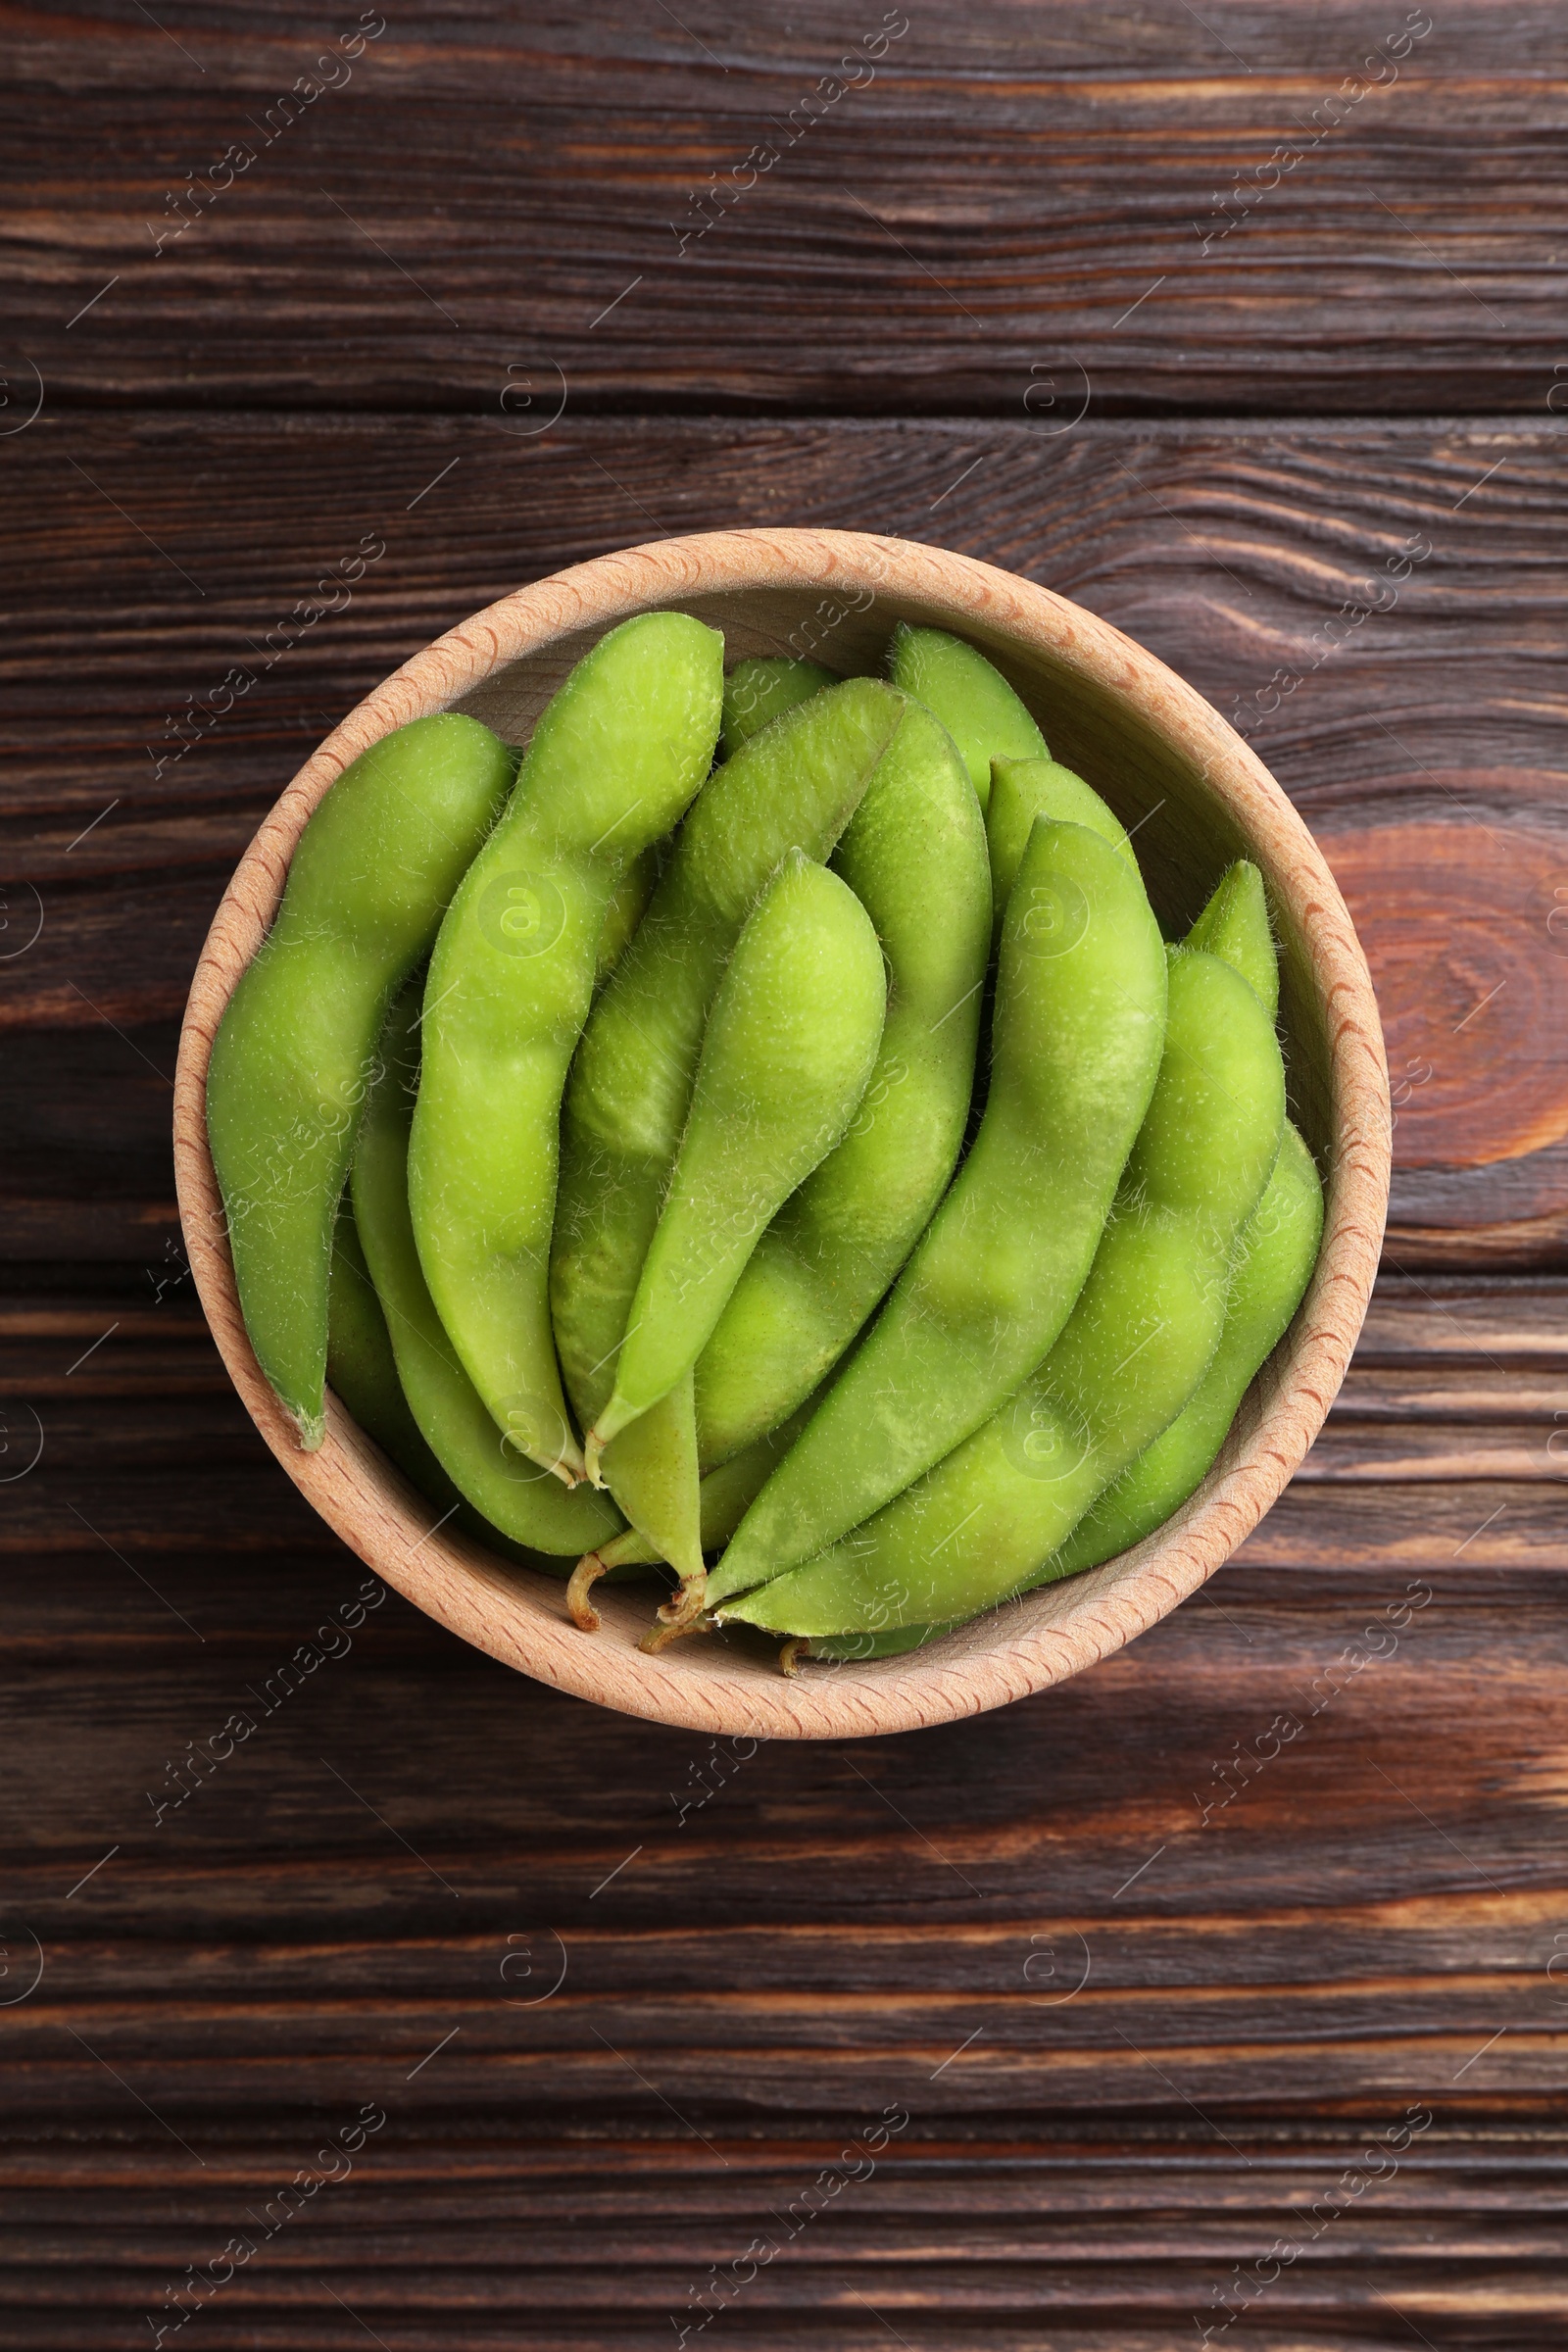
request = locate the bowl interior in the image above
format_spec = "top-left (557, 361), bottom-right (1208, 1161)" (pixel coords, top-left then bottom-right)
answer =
top-left (177, 531), bottom-right (1387, 1739)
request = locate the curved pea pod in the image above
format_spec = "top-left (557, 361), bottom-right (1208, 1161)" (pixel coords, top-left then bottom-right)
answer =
top-left (707, 814), bottom-right (1167, 1609)
top-left (987, 755), bottom-right (1135, 950)
top-left (721, 657), bottom-right (837, 757)
top-left (327, 1194), bottom-right (463, 1518)
top-left (356, 986), bottom-right (623, 1559)
top-left (207, 713), bottom-right (516, 1448)
top-left (1043, 1121), bottom-right (1322, 1582)
top-left (591, 842), bottom-right (693, 1569)
top-left (1028, 859), bottom-right (1293, 1585)
top-left (409, 613), bottom-right (724, 1485)
top-left (588, 851), bottom-right (887, 1467)
top-left (550, 678), bottom-right (906, 1453)
top-left (1186, 858), bottom-right (1278, 1018)
top-left (693, 696), bottom-right (991, 1468)
top-left (596, 1372), bottom-right (703, 1594)
top-left (723, 949), bottom-right (1286, 1637)
top-left (888, 623), bottom-right (1046, 811)
top-left (594, 848), bottom-right (660, 989)
top-left (328, 1192), bottom-right (558, 1566)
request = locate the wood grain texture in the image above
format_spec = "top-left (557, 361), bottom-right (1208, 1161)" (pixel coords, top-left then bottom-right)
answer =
top-left (5, 6), bottom-right (1566, 2332)
top-left (5, 3), bottom-right (1567, 415)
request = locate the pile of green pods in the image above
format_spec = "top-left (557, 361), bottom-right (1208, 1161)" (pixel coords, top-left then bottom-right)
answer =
top-left (208, 612), bottom-right (1324, 1669)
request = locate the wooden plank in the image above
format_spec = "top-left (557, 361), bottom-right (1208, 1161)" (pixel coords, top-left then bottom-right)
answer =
top-left (1, 1526), bottom-right (1560, 1927)
top-left (4, 6), bottom-right (1565, 414)
top-left (1357, 1278), bottom-right (1568, 1361)
top-left (6, 415), bottom-right (1566, 1264)
top-left (1336, 1367), bottom-right (1568, 1416)
top-left (0, 2239), bottom-right (1561, 2352)
top-left (5, 2134), bottom-right (1568, 2199)
top-left (20, 0), bottom-right (1568, 91)
top-left (3, 1886), bottom-right (1567, 1997)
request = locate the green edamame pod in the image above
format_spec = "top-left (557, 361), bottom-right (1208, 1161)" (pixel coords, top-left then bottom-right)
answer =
top-left (595, 848), bottom-right (659, 989)
top-left (550, 679), bottom-right (906, 1451)
top-left (697, 1403), bottom-right (815, 1553)
top-left (1043, 1121), bottom-right (1322, 1580)
top-left (707, 814), bottom-right (1167, 1608)
top-left (356, 986), bottom-right (622, 1559)
top-left (208, 713), bottom-right (516, 1447)
top-left (1028, 859), bottom-right (1293, 1582)
top-left (726, 948), bottom-right (1286, 1636)
top-left (987, 756), bottom-right (1135, 950)
top-left (693, 696), bottom-right (991, 1468)
top-left (595, 842), bottom-right (699, 1580)
top-left (410, 613), bottom-right (724, 1485)
top-left (597, 1371), bottom-right (703, 1592)
top-left (327, 1194), bottom-right (464, 1516)
top-left (1187, 859), bottom-right (1278, 1019)
top-left (329, 1192), bottom-right (557, 1566)
top-left (588, 851), bottom-right (887, 1466)
top-left (889, 623), bottom-right (1046, 812)
top-left (721, 658), bottom-right (837, 757)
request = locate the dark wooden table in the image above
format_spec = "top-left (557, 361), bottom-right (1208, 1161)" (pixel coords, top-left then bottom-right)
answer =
top-left (6, 6), bottom-right (1567, 2343)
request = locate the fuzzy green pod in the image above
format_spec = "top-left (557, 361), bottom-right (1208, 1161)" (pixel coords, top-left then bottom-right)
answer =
top-left (693, 695), bottom-right (991, 1467)
top-left (327, 1190), bottom-right (568, 1568)
top-left (594, 848), bottom-right (660, 989)
top-left (721, 657), bottom-right (837, 757)
top-left (409, 613), bottom-right (724, 1484)
top-left (726, 948), bottom-right (1286, 1637)
top-left (326, 1193), bottom-right (465, 1518)
top-left (354, 985), bottom-right (622, 1558)
top-left (889, 623), bottom-right (1046, 810)
top-left (1186, 860), bottom-right (1278, 1019)
top-left (550, 679), bottom-right (906, 1461)
top-left (588, 851), bottom-right (887, 1466)
top-left (596, 1373), bottom-right (704, 1592)
top-left (207, 713), bottom-right (516, 1447)
top-left (1042, 1121), bottom-right (1322, 1579)
top-left (708, 814), bottom-right (1168, 1608)
top-left (986, 756), bottom-right (1136, 950)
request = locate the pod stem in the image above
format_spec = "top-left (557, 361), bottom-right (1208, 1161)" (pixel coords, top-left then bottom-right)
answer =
top-left (585, 1390), bottom-right (639, 1485)
top-left (637, 1573), bottom-right (711, 1654)
top-left (566, 1551), bottom-right (612, 1634)
top-left (596, 1525), bottom-right (661, 1571)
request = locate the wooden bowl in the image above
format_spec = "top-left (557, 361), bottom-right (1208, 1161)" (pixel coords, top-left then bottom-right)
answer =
top-left (174, 529), bottom-right (1390, 1740)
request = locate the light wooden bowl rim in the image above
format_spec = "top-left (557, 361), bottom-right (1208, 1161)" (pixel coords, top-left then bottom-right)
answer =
top-left (173, 527), bottom-right (1391, 1740)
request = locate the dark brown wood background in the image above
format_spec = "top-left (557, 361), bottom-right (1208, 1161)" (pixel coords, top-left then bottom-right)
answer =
top-left (5, 4), bottom-right (1568, 2343)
